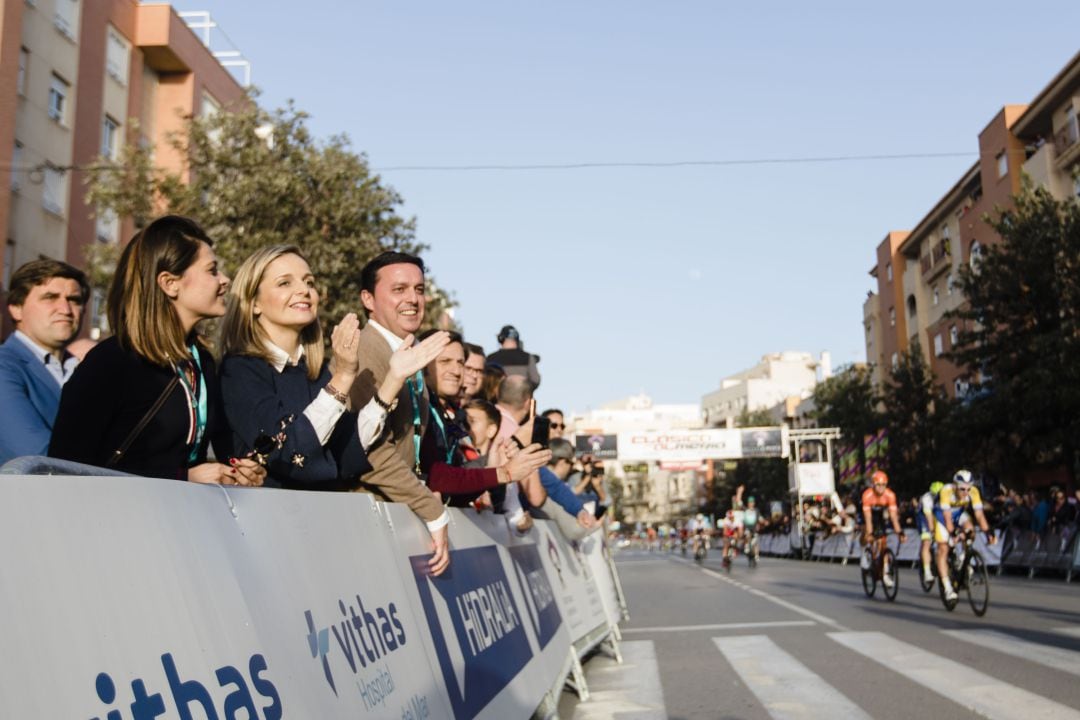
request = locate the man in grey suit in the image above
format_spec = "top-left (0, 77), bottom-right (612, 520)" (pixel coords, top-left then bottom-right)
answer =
top-left (0, 259), bottom-right (89, 465)
top-left (351, 251), bottom-right (451, 575)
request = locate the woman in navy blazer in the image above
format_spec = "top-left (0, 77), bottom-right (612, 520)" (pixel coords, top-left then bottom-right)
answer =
top-left (218, 245), bottom-right (449, 489)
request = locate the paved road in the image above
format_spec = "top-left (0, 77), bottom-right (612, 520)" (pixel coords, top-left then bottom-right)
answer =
top-left (559, 546), bottom-right (1080, 719)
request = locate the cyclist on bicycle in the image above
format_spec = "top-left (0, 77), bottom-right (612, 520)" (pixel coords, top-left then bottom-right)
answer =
top-left (721, 509), bottom-right (743, 564)
top-left (861, 470), bottom-right (906, 587)
top-left (934, 469), bottom-right (996, 601)
top-left (690, 513), bottom-right (710, 556)
top-left (917, 481), bottom-right (945, 585)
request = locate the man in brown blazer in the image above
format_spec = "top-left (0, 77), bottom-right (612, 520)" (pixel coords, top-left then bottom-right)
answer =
top-left (352, 251), bottom-right (451, 575)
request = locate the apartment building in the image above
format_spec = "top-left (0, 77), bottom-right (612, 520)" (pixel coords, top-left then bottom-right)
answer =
top-left (865, 49), bottom-right (1080, 398)
top-left (0, 1), bottom-right (245, 333)
top-left (701, 351), bottom-right (828, 428)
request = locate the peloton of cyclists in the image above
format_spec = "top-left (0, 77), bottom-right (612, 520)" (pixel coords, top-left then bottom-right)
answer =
top-left (860, 470), bottom-right (906, 588)
top-left (932, 469), bottom-right (996, 602)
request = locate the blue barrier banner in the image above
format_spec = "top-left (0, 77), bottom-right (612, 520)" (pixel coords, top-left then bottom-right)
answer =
top-left (411, 546), bottom-right (533, 719)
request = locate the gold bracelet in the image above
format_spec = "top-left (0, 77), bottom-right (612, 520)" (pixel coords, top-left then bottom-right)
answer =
top-left (323, 383), bottom-right (348, 405)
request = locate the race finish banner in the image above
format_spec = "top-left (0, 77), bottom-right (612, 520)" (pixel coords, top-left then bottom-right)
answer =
top-left (617, 426), bottom-right (788, 462)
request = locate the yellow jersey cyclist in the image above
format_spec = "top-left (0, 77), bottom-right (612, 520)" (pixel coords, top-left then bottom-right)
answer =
top-left (933, 469), bottom-right (997, 601)
top-left (917, 481), bottom-right (945, 585)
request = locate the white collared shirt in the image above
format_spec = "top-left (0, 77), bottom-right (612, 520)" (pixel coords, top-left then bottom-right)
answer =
top-left (265, 341), bottom-right (346, 447)
top-left (14, 330), bottom-right (78, 387)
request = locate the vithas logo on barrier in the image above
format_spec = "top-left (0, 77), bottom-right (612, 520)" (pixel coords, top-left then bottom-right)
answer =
top-left (508, 544), bottom-right (563, 649)
top-left (411, 546), bottom-right (532, 719)
top-left (303, 591), bottom-right (408, 709)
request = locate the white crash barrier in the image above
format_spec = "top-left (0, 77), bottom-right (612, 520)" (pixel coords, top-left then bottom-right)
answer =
top-left (0, 471), bottom-right (625, 719)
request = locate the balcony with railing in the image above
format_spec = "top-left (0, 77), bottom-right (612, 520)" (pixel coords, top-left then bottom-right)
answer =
top-left (1053, 115), bottom-right (1079, 167)
top-left (920, 238), bottom-right (951, 280)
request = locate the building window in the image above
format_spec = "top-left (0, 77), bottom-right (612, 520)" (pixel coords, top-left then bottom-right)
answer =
top-left (941, 224), bottom-right (950, 239)
top-left (11, 141), bottom-right (23, 192)
top-left (105, 27), bottom-right (129, 84)
top-left (886, 262), bottom-right (893, 282)
top-left (954, 378), bottom-right (969, 398)
top-left (17, 47), bottom-right (28, 96)
top-left (89, 288), bottom-right (106, 338)
top-left (932, 286), bottom-right (939, 306)
top-left (946, 273), bottom-right (954, 295)
top-left (54, 0), bottom-right (78, 40)
top-left (996, 151), bottom-right (1008, 178)
top-left (95, 208), bottom-right (118, 243)
top-left (101, 115), bottom-right (119, 160)
top-left (1074, 174), bottom-right (1080, 199)
top-left (889, 307), bottom-right (896, 327)
top-left (891, 352), bottom-right (899, 370)
top-left (950, 325), bottom-right (959, 347)
top-left (42, 165), bottom-right (67, 215)
top-left (933, 334), bottom-right (943, 357)
top-left (906, 294), bottom-right (917, 319)
top-left (2, 240), bottom-right (14, 291)
top-left (969, 240), bottom-right (983, 271)
top-left (48, 74), bottom-right (70, 124)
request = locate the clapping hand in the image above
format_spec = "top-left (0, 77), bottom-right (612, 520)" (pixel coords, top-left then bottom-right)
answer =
top-left (329, 313), bottom-right (361, 379)
top-left (388, 331), bottom-right (451, 382)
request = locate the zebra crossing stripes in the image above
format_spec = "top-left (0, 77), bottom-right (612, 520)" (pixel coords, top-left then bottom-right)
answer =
top-left (829, 631), bottom-right (1080, 720)
top-left (713, 635), bottom-right (873, 720)
top-left (1056, 626), bottom-right (1080, 639)
top-left (943, 629), bottom-right (1080, 677)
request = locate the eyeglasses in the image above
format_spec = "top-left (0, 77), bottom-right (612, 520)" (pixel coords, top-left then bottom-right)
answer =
top-left (550, 422), bottom-right (565, 430)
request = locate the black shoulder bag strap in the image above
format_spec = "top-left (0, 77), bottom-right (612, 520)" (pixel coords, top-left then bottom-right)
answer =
top-left (107, 375), bottom-right (180, 468)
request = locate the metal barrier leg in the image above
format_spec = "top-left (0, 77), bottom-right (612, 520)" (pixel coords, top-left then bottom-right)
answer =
top-left (566, 649), bottom-right (591, 701)
top-left (601, 629), bottom-right (624, 665)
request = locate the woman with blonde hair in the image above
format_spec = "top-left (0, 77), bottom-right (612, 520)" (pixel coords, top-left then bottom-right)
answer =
top-left (50, 215), bottom-right (265, 486)
top-left (219, 244), bottom-right (449, 489)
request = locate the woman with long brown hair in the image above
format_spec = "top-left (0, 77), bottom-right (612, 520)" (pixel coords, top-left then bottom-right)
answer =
top-left (50, 216), bottom-right (264, 485)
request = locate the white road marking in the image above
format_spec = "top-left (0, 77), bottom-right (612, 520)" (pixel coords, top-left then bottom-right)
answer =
top-left (944, 629), bottom-right (1080, 677)
top-left (714, 634), bottom-right (872, 720)
top-left (830, 631), bottom-right (1080, 720)
top-left (1055, 626), bottom-right (1080, 639)
top-left (624, 620), bottom-right (815, 634)
top-left (571, 640), bottom-right (666, 720)
top-left (697, 564), bottom-right (850, 631)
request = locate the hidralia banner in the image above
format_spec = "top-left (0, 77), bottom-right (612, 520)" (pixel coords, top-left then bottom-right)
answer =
top-left (0, 472), bottom-right (621, 720)
top-left (616, 426), bottom-right (788, 462)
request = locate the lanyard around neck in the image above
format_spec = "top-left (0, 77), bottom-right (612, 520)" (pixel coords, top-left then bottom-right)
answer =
top-left (406, 372), bottom-right (424, 475)
top-left (176, 344), bottom-right (207, 463)
top-left (427, 391), bottom-right (458, 465)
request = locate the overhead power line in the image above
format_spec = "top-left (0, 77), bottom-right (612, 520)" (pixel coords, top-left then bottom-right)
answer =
top-left (374, 151), bottom-right (975, 172)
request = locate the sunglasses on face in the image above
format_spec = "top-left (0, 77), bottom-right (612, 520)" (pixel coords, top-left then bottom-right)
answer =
top-left (550, 422), bottom-right (565, 430)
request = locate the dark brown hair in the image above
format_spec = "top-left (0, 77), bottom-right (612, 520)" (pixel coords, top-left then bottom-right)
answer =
top-left (6, 259), bottom-right (90, 309)
top-left (108, 215), bottom-right (213, 366)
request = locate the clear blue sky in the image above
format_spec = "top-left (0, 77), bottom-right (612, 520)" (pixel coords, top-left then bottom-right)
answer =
top-left (173, 1), bottom-right (1079, 414)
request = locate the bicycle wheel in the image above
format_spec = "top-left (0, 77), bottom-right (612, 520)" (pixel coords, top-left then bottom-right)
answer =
top-left (917, 559), bottom-right (935, 593)
top-left (965, 550), bottom-right (990, 617)
top-left (861, 556), bottom-right (877, 598)
top-left (883, 549), bottom-right (899, 601)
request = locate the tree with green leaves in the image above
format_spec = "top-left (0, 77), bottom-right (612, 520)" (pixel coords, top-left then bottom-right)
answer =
top-left (85, 96), bottom-right (455, 335)
top-left (811, 363), bottom-right (880, 482)
top-left (880, 343), bottom-right (955, 497)
top-left (948, 183), bottom-right (1080, 485)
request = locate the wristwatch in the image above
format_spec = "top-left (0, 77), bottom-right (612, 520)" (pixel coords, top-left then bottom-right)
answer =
top-left (372, 390), bottom-right (398, 413)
